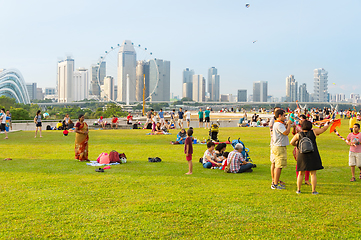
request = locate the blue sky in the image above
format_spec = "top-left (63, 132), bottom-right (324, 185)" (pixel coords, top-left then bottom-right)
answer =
top-left (0, 0), bottom-right (360, 99)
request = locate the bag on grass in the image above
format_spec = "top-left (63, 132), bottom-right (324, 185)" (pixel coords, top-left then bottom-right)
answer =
top-left (119, 153), bottom-right (127, 163)
top-left (97, 152), bottom-right (110, 164)
top-left (109, 150), bottom-right (120, 163)
top-left (298, 132), bottom-right (314, 154)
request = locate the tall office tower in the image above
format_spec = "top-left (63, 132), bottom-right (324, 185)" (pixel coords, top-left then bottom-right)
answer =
top-left (313, 68), bottom-right (328, 102)
top-left (57, 57), bottom-right (74, 103)
top-left (253, 81), bottom-right (268, 102)
top-left (73, 68), bottom-right (89, 101)
top-left (101, 76), bottom-right (114, 101)
top-left (90, 62), bottom-right (106, 97)
top-left (299, 83), bottom-right (309, 102)
top-left (182, 68), bottom-right (194, 99)
top-left (36, 88), bottom-right (44, 100)
top-left (148, 59), bottom-right (170, 101)
top-left (192, 74), bottom-right (206, 102)
top-left (135, 60), bottom-right (149, 101)
top-left (117, 40), bottom-right (136, 102)
top-left (211, 74), bottom-right (220, 101)
top-left (26, 83), bottom-right (37, 100)
top-left (286, 75), bottom-right (298, 101)
top-left (208, 67), bottom-right (217, 100)
top-left (114, 85), bottom-right (118, 100)
top-left (237, 89), bottom-right (247, 102)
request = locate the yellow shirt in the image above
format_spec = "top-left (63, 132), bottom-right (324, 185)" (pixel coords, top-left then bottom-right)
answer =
top-left (56, 122), bottom-right (63, 129)
top-left (349, 117), bottom-right (357, 129)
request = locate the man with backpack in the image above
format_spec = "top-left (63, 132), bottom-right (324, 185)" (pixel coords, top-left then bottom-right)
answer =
top-left (271, 109), bottom-right (293, 190)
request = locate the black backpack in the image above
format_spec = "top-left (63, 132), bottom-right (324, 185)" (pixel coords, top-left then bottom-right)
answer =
top-left (298, 131), bottom-right (314, 154)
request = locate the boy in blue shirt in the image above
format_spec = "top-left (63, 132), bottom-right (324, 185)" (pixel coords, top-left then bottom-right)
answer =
top-left (178, 107), bottom-right (184, 129)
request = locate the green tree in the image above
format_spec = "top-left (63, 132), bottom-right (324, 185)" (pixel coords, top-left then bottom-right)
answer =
top-left (10, 107), bottom-right (31, 120)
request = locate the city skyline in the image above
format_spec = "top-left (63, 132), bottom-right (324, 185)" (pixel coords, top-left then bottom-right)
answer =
top-left (1, 0), bottom-right (360, 99)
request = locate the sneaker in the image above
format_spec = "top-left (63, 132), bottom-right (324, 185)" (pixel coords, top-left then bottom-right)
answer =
top-left (274, 184), bottom-right (285, 190)
top-left (312, 191), bottom-right (319, 195)
top-left (271, 183), bottom-right (276, 189)
top-left (296, 190), bottom-right (301, 194)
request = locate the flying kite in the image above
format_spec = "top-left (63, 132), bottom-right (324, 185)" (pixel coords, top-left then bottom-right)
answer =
top-left (252, 40), bottom-right (257, 43)
top-left (245, 3), bottom-right (250, 8)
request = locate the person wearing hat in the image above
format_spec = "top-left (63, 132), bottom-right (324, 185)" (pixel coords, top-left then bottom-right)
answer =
top-left (98, 116), bottom-right (106, 129)
top-left (204, 107), bottom-right (211, 129)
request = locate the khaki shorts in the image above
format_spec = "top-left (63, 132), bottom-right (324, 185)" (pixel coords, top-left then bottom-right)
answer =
top-left (270, 148), bottom-right (275, 163)
top-left (272, 146), bottom-right (287, 168)
top-left (349, 151), bottom-right (361, 167)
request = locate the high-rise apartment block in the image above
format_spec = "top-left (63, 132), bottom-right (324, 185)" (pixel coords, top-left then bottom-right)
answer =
top-left (73, 68), bottom-right (89, 101)
top-left (117, 40), bottom-right (136, 102)
top-left (237, 89), bottom-right (247, 102)
top-left (313, 68), bottom-right (328, 102)
top-left (253, 81), bottom-right (268, 102)
top-left (57, 57), bottom-right (74, 103)
top-left (192, 75), bottom-right (206, 102)
top-left (182, 68), bottom-right (194, 99)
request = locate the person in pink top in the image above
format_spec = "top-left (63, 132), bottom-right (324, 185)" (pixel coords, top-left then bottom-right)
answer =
top-left (347, 123), bottom-right (361, 182)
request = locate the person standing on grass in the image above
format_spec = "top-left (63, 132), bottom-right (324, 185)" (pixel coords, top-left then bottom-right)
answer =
top-left (34, 110), bottom-right (42, 138)
top-left (270, 107), bottom-right (285, 187)
top-left (184, 128), bottom-right (194, 175)
top-left (158, 109), bottom-right (165, 127)
top-left (75, 114), bottom-right (89, 162)
top-left (0, 109), bottom-right (8, 139)
top-left (185, 110), bottom-right (191, 128)
top-left (198, 108), bottom-right (204, 128)
top-left (204, 107), bottom-right (211, 129)
top-left (178, 107), bottom-right (184, 129)
top-left (290, 120), bottom-right (330, 195)
top-left (271, 109), bottom-right (293, 190)
top-left (170, 109), bottom-right (177, 129)
top-left (346, 123), bottom-right (361, 182)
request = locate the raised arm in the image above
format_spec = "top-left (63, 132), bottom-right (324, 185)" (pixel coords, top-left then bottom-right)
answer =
top-left (290, 133), bottom-right (299, 146)
top-left (313, 122), bottom-right (331, 136)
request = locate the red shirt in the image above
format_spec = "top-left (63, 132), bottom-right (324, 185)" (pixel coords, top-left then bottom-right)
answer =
top-left (112, 117), bottom-right (118, 123)
top-left (184, 137), bottom-right (193, 154)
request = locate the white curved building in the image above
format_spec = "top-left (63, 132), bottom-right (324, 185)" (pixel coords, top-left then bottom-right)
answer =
top-left (0, 69), bottom-right (30, 104)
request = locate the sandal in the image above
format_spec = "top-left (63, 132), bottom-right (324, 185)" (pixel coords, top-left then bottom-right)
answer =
top-left (279, 180), bottom-right (285, 185)
top-left (350, 177), bottom-right (356, 182)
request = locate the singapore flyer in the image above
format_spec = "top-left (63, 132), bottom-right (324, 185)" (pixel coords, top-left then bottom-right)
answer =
top-left (94, 40), bottom-right (159, 108)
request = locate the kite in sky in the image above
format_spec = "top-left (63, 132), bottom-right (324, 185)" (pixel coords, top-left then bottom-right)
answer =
top-left (245, 3), bottom-right (250, 8)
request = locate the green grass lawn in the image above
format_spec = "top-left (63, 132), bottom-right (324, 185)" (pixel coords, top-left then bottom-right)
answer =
top-left (0, 121), bottom-right (360, 239)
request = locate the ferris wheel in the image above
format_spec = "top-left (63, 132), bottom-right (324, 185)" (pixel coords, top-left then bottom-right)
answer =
top-left (95, 41), bottom-right (159, 107)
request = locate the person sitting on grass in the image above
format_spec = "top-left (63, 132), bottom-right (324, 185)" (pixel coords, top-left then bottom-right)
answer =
top-left (56, 121), bottom-right (63, 130)
top-left (215, 143), bottom-right (227, 159)
top-left (155, 122), bottom-right (163, 134)
top-left (171, 129), bottom-right (187, 144)
top-left (161, 119), bottom-right (170, 132)
top-left (228, 143), bottom-right (254, 173)
top-left (202, 141), bottom-right (222, 169)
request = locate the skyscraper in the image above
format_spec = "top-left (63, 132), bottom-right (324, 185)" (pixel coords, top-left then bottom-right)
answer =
top-left (313, 68), bottom-right (328, 102)
top-left (101, 76), bottom-right (114, 101)
top-left (26, 82), bottom-right (37, 100)
top-left (253, 81), bottom-right (268, 102)
top-left (73, 68), bottom-right (89, 101)
top-left (207, 67), bottom-right (219, 101)
top-left (237, 89), bottom-right (247, 102)
top-left (299, 83), bottom-right (309, 102)
top-left (148, 59), bottom-right (170, 102)
top-left (117, 40), bottom-right (137, 102)
top-left (182, 68), bottom-right (194, 99)
top-left (57, 57), bottom-right (74, 103)
top-left (192, 75), bottom-right (205, 102)
top-left (135, 60), bottom-right (149, 101)
top-left (90, 62), bottom-right (106, 97)
top-left (286, 75), bottom-right (298, 102)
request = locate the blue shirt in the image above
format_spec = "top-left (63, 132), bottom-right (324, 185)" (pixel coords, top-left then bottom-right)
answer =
top-left (178, 111), bottom-right (184, 119)
top-left (170, 112), bottom-right (175, 119)
top-left (158, 111), bottom-right (164, 119)
top-left (205, 110), bottom-right (210, 118)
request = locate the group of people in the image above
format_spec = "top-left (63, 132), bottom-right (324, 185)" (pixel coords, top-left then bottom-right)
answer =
top-left (0, 108), bottom-right (11, 139)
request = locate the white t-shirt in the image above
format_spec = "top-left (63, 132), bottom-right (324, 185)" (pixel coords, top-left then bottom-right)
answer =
top-left (186, 112), bottom-right (191, 120)
top-left (272, 122), bottom-right (289, 147)
top-left (0, 113), bottom-right (6, 124)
